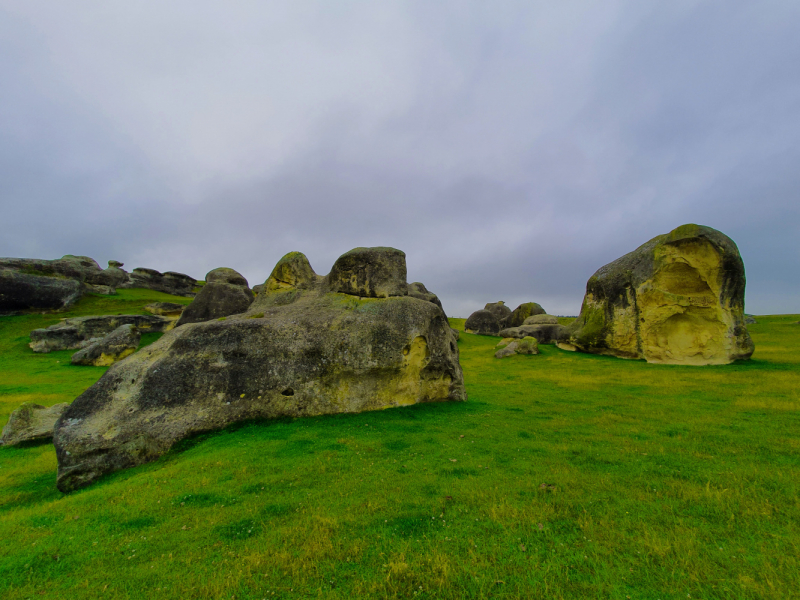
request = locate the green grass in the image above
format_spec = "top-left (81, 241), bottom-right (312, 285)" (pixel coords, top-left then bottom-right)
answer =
top-left (1, 295), bottom-right (798, 599)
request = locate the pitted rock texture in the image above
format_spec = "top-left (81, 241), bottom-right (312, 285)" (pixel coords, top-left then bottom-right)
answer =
top-left (326, 247), bottom-right (408, 298)
top-left (71, 324), bottom-right (141, 366)
top-left (464, 309), bottom-right (500, 336)
top-left (1, 402), bottom-right (69, 446)
top-left (54, 248), bottom-right (466, 492)
top-left (175, 268), bottom-right (254, 327)
top-left (30, 314), bottom-right (174, 353)
top-left (565, 224), bottom-right (754, 365)
top-left (506, 303), bottom-right (547, 327)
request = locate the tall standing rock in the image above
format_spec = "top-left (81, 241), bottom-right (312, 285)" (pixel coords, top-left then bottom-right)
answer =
top-left (175, 268), bottom-right (254, 326)
top-left (564, 224), bottom-right (754, 365)
top-left (54, 247), bottom-right (466, 492)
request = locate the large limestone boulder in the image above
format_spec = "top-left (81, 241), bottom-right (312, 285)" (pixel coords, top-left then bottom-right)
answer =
top-left (71, 324), bottom-right (141, 366)
top-left (464, 309), bottom-right (500, 336)
top-left (30, 314), bottom-right (173, 353)
top-left (564, 224), bottom-right (754, 365)
top-left (483, 302), bottom-right (511, 327)
top-left (1, 402), bottom-right (69, 446)
top-left (505, 302), bottom-right (547, 327)
top-left (175, 268), bottom-right (254, 327)
top-left (326, 247), bottom-right (407, 298)
top-left (53, 247), bottom-right (466, 492)
top-left (0, 270), bottom-right (84, 315)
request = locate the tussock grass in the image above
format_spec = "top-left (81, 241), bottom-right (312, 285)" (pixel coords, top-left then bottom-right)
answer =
top-left (1, 296), bottom-right (798, 599)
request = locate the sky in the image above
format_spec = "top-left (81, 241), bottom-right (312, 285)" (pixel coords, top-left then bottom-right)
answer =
top-left (1, 1), bottom-right (799, 317)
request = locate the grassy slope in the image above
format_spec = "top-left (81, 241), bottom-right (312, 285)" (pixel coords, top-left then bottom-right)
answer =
top-left (0, 296), bottom-right (798, 599)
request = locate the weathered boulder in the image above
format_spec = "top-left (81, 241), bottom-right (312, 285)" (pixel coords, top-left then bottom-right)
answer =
top-left (564, 224), bottom-right (754, 365)
top-left (499, 324), bottom-right (569, 344)
top-left (144, 302), bottom-right (186, 318)
top-left (495, 336), bottom-right (539, 358)
top-left (450, 327), bottom-right (460, 341)
top-left (175, 268), bottom-right (254, 327)
top-left (97, 260), bottom-right (130, 288)
top-left (0, 270), bottom-right (84, 315)
top-left (85, 284), bottom-right (116, 295)
top-left (523, 314), bottom-right (559, 325)
top-left (505, 302), bottom-right (546, 327)
top-left (1, 402), bottom-right (69, 446)
top-left (30, 314), bottom-right (173, 353)
top-left (408, 282), bottom-right (444, 313)
top-left (54, 248), bottom-right (466, 492)
top-left (464, 309), bottom-right (501, 336)
top-left (71, 324), bottom-right (141, 366)
top-left (266, 252), bottom-right (318, 293)
top-left (484, 302), bottom-right (511, 327)
top-left (121, 268), bottom-right (196, 297)
top-left (326, 247), bottom-right (407, 298)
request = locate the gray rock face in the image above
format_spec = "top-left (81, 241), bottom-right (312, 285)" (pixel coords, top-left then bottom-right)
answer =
top-left (326, 247), bottom-right (408, 298)
top-left (1, 402), bottom-right (69, 446)
top-left (523, 314), bottom-right (559, 325)
top-left (483, 302), bottom-right (512, 327)
top-left (566, 224), bottom-right (754, 365)
top-left (144, 302), bottom-right (186, 318)
top-left (175, 268), bottom-right (254, 327)
top-left (408, 282), bottom-right (444, 313)
top-left (30, 314), bottom-right (174, 353)
top-left (122, 268), bottom-right (197, 297)
top-left (494, 336), bottom-right (539, 359)
top-left (464, 309), bottom-right (500, 336)
top-left (506, 302), bottom-right (547, 328)
top-left (71, 324), bottom-right (141, 366)
top-left (0, 270), bottom-right (84, 315)
top-left (499, 324), bottom-right (569, 345)
top-left (54, 248), bottom-right (466, 492)
top-left (98, 261), bottom-right (130, 288)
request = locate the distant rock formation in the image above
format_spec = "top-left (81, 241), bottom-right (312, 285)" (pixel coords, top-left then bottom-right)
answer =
top-left (121, 268), bottom-right (196, 297)
top-left (499, 323), bottom-right (569, 345)
top-left (483, 301), bottom-right (511, 327)
top-left (53, 247), bottom-right (466, 492)
top-left (0, 270), bottom-right (84, 315)
top-left (175, 268), bottom-right (254, 326)
top-left (30, 314), bottom-right (174, 353)
top-left (0, 402), bottom-right (69, 446)
top-left (464, 309), bottom-right (501, 335)
top-left (562, 224), bottom-right (754, 365)
top-left (505, 302), bottom-right (546, 327)
top-left (144, 302), bottom-right (186, 318)
top-left (71, 324), bottom-right (141, 366)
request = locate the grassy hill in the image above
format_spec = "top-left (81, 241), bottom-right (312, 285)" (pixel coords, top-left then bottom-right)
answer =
top-left (1, 290), bottom-right (798, 599)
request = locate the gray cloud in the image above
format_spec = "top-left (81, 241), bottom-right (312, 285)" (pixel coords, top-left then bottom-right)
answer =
top-left (1, 1), bottom-right (799, 317)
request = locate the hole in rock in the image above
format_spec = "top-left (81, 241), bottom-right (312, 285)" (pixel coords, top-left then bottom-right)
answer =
top-left (281, 388), bottom-right (294, 396)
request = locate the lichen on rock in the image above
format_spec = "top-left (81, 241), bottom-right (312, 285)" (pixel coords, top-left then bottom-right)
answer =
top-left (565, 224), bottom-right (754, 365)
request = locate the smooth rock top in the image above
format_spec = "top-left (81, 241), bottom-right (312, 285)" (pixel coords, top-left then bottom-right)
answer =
top-left (464, 309), bottom-right (500, 336)
top-left (54, 247), bottom-right (465, 492)
top-left (483, 302), bottom-right (512, 327)
top-left (566, 223), bottom-right (754, 365)
top-left (326, 247), bottom-right (408, 298)
top-left (506, 302), bottom-right (547, 327)
top-left (265, 252), bottom-right (319, 293)
top-left (205, 268), bottom-right (249, 287)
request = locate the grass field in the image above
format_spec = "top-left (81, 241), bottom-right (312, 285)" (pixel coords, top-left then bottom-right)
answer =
top-left (1, 290), bottom-right (798, 599)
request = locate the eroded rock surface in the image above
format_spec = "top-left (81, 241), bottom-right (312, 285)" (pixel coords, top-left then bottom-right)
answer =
top-left (144, 302), bottom-right (186, 318)
top-left (71, 324), bottom-right (141, 366)
top-left (408, 282), bottom-right (444, 313)
top-left (30, 314), bottom-right (173, 353)
top-left (175, 268), bottom-right (254, 327)
top-left (494, 336), bottom-right (539, 358)
top-left (483, 302), bottom-right (511, 327)
top-left (500, 323), bottom-right (569, 344)
top-left (54, 247), bottom-right (466, 492)
top-left (1, 402), bottom-right (69, 446)
top-left (564, 224), bottom-right (754, 365)
top-left (506, 302), bottom-right (546, 327)
top-left (326, 247), bottom-right (407, 298)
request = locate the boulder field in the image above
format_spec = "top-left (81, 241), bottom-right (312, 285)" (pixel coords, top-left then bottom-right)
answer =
top-left (562, 224), bottom-right (754, 365)
top-left (53, 247), bottom-right (465, 492)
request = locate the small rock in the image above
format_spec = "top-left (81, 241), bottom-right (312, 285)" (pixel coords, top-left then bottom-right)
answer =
top-left (0, 402), bottom-right (69, 446)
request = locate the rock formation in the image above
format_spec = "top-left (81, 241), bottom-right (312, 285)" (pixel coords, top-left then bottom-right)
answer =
top-left (1, 402), bottom-right (69, 446)
top-left (121, 268), bottom-right (197, 297)
top-left (505, 302), bottom-right (547, 327)
top-left (524, 314), bottom-right (559, 325)
top-left (30, 314), bottom-right (174, 353)
top-left (495, 336), bottom-right (539, 358)
top-left (464, 309), bottom-right (501, 335)
top-left (483, 302), bottom-right (511, 327)
top-left (144, 302), bottom-right (186, 318)
top-left (71, 324), bottom-right (141, 366)
top-left (499, 323), bottom-right (569, 345)
top-left (53, 247), bottom-right (466, 492)
top-left (408, 282), bottom-right (444, 313)
top-left (175, 268), bottom-right (254, 327)
top-left (563, 224), bottom-right (754, 365)
top-left (0, 270), bottom-right (84, 315)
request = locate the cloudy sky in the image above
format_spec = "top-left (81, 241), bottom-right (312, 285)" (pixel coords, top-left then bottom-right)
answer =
top-left (1, 1), bottom-right (798, 316)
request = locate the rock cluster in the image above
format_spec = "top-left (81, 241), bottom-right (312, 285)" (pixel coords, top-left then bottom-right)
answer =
top-left (494, 336), bottom-right (539, 358)
top-left (563, 224), bottom-right (754, 365)
top-left (53, 247), bottom-right (465, 492)
top-left (0, 402), bottom-right (69, 446)
top-left (30, 314), bottom-right (173, 353)
top-left (465, 301), bottom-right (552, 338)
top-left (121, 268), bottom-right (196, 297)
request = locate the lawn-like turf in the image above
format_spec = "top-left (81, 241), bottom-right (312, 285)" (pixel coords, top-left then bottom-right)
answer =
top-left (1, 291), bottom-right (798, 599)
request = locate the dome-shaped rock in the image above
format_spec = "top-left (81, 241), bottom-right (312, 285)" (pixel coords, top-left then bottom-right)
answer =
top-left (326, 247), bottom-right (407, 298)
top-left (465, 309), bottom-right (500, 336)
top-left (483, 302), bottom-right (511, 327)
top-left (506, 302), bottom-right (546, 327)
top-left (175, 268), bottom-right (254, 327)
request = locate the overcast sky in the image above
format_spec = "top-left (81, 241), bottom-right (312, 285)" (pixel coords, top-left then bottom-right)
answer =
top-left (1, 1), bottom-right (798, 316)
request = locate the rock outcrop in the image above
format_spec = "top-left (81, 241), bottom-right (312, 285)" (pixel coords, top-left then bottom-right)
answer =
top-left (30, 314), bottom-right (173, 353)
top-left (505, 302), bottom-right (547, 327)
top-left (71, 324), bottom-right (141, 366)
top-left (121, 268), bottom-right (196, 297)
top-left (53, 247), bottom-right (466, 492)
top-left (483, 302), bottom-right (511, 327)
top-left (563, 224), bottom-right (754, 365)
top-left (0, 270), bottom-right (84, 315)
top-left (494, 336), bottom-right (539, 358)
top-left (464, 309), bottom-right (500, 336)
top-left (175, 268), bottom-right (254, 327)
top-left (1, 402), bottom-right (69, 446)
top-left (144, 302), bottom-right (186, 318)
top-left (524, 314), bottom-right (559, 325)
